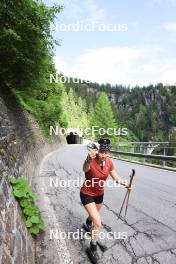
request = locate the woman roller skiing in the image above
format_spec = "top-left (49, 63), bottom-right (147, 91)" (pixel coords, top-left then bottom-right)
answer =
top-left (80, 138), bottom-right (132, 263)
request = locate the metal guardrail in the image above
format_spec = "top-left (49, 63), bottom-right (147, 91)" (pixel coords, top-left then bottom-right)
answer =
top-left (116, 142), bottom-right (169, 145)
top-left (110, 150), bottom-right (176, 162)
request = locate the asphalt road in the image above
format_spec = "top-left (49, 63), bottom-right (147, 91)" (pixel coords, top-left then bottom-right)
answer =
top-left (37, 144), bottom-right (176, 264)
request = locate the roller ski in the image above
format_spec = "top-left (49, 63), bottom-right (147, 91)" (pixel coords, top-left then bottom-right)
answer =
top-left (86, 241), bottom-right (101, 264)
top-left (83, 218), bottom-right (107, 252)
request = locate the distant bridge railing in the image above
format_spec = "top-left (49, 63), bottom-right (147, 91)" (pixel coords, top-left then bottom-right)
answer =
top-left (110, 150), bottom-right (176, 162)
top-left (111, 141), bottom-right (176, 166)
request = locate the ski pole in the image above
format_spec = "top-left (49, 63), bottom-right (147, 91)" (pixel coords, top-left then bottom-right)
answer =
top-left (118, 169), bottom-right (135, 219)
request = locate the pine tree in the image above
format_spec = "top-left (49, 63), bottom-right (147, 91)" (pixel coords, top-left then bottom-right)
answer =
top-left (90, 92), bottom-right (117, 143)
top-left (61, 88), bottom-right (89, 136)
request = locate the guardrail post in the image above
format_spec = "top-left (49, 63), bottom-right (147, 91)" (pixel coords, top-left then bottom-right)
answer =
top-left (163, 147), bottom-right (166, 167)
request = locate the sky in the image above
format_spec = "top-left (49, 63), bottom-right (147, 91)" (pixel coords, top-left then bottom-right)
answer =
top-left (43, 0), bottom-right (176, 86)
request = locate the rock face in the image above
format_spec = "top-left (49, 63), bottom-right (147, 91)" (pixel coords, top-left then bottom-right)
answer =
top-left (0, 89), bottom-right (66, 264)
top-left (85, 85), bottom-right (173, 141)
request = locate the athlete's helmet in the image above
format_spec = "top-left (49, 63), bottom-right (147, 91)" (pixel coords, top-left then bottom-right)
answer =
top-left (98, 138), bottom-right (112, 151)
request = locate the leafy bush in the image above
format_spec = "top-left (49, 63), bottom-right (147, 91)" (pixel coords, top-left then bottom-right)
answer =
top-left (12, 84), bottom-right (68, 137)
top-left (9, 177), bottom-right (44, 235)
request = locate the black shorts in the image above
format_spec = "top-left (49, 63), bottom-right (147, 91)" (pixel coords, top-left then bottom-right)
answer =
top-left (80, 192), bottom-right (104, 206)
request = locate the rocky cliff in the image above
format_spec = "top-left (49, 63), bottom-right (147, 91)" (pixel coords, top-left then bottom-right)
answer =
top-left (0, 88), bottom-right (66, 264)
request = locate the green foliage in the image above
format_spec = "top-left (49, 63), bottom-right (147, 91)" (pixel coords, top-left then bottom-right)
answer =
top-left (12, 83), bottom-right (67, 136)
top-left (64, 81), bottom-right (138, 144)
top-left (61, 87), bottom-right (90, 134)
top-left (0, 0), bottom-right (62, 91)
top-left (0, 148), bottom-right (5, 156)
top-left (9, 176), bottom-right (44, 235)
top-left (0, 0), bottom-right (65, 137)
top-left (64, 79), bottom-right (97, 111)
top-left (68, 81), bottom-right (176, 143)
top-left (90, 92), bottom-right (117, 143)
